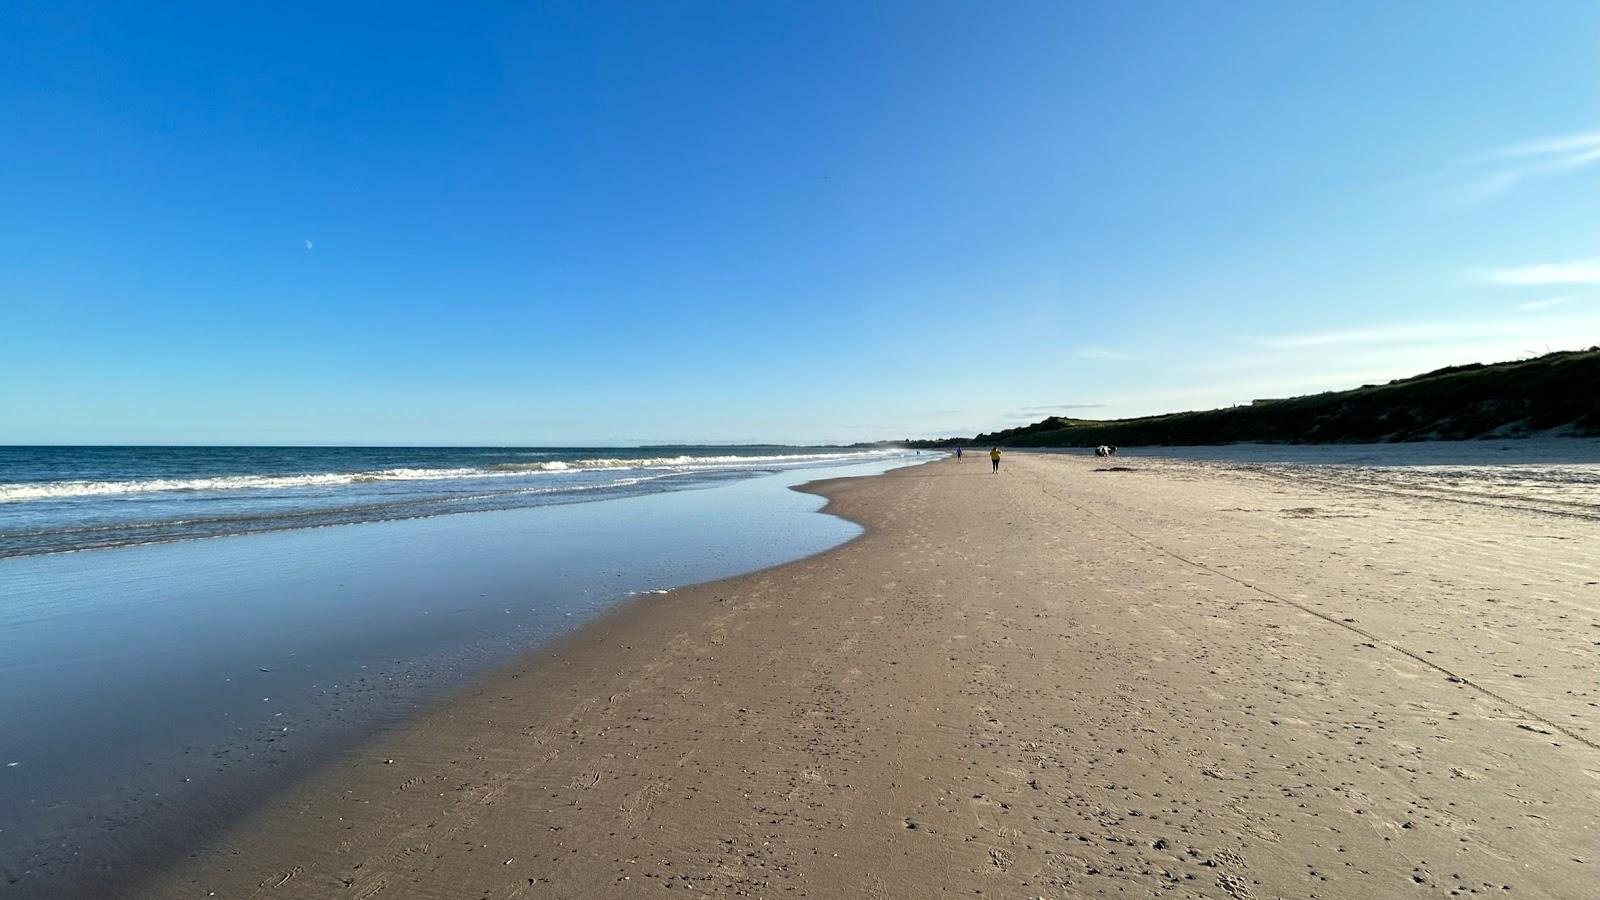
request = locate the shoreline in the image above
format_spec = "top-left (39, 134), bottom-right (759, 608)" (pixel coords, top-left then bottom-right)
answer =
top-left (0, 459), bottom-right (921, 900)
top-left (0, 446), bottom-right (921, 560)
top-left (128, 453), bottom-right (1598, 897)
top-left (114, 470), bottom-right (891, 900)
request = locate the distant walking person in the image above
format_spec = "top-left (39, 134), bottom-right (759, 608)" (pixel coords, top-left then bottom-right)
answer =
top-left (990, 447), bottom-right (1002, 473)
top-left (955, 446), bottom-right (963, 461)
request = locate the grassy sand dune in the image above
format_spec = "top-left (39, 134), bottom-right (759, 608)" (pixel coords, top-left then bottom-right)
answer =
top-left (938, 347), bottom-right (1600, 447)
top-left (140, 454), bottom-right (1596, 898)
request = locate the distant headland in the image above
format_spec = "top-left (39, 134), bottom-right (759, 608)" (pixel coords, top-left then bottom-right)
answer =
top-left (907, 347), bottom-right (1600, 448)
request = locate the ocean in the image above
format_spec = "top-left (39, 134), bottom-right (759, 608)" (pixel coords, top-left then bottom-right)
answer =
top-left (0, 445), bottom-right (919, 558)
top-left (0, 446), bottom-right (929, 897)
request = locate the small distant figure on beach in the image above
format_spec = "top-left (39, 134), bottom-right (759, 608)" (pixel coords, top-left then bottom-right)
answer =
top-left (955, 446), bottom-right (963, 461)
top-left (990, 447), bottom-right (1002, 472)
top-left (1095, 445), bottom-right (1118, 458)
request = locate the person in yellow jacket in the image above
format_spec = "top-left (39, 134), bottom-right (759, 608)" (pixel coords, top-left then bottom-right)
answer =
top-left (989, 447), bottom-right (1002, 473)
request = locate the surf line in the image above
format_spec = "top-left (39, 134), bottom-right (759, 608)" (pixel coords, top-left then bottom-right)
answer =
top-left (1036, 482), bottom-right (1600, 754)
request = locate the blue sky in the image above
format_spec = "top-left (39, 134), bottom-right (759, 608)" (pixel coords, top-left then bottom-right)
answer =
top-left (2, 1), bottom-right (1596, 445)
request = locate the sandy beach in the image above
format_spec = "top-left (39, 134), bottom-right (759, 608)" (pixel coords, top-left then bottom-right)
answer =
top-left (135, 451), bottom-right (1597, 899)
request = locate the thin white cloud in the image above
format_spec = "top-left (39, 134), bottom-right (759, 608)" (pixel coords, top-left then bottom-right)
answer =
top-left (304, 239), bottom-right (314, 251)
top-left (1244, 323), bottom-right (1470, 349)
top-left (1486, 259), bottom-right (1600, 286)
top-left (1517, 295), bottom-right (1575, 312)
top-left (1072, 347), bottom-right (1135, 361)
top-left (1459, 169), bottom-right (1526, 201)
top-left (1449, 130), bottom-right (1600, 202)
top-left (1243, 314), bottom-right (1600, 350)
top-left (1468, 131), bottom-right (1600, 163)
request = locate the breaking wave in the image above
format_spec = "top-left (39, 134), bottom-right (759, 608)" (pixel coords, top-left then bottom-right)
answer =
top-left (0, 450), bottom-right (900, 503)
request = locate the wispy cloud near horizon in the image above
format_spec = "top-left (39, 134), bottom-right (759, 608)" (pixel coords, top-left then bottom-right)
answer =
top-left (1486, 258), bottom-right (1600, 286)
top-left (1243, 313), bottom-right (1600, 350)
top-left (1467, 131), bottom-right (1600, 164)
top-left (1243, 322), bottom-right (1467, 349)
top-left (1517, 295), bottom-right (1577, 312)
top-left (1449, 130), bottom-right (1600, 202)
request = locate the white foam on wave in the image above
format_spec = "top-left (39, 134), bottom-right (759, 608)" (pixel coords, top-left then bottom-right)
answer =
top-left (0, 450), bottom-right (905, 503)
top-left (487, 451), bottom-right (895, 473)
top-left (0, 468), bottom-right (484, 502)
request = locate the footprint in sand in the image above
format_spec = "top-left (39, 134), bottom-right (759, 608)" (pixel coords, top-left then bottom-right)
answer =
top-left (969, 794), bottom-right (1007, 832)
top-left (987, 847), bottom-right (1015, 872)
top-left (1212, 848), bottom-right (1247, 869)
top-left (622, 781), bottom-right (668, 827)
top-left (1217, 871), bottom-right (1256, 900)
top-left (391, 843), bottom-right (429, 865)
top-left (1239, 820), bottom-right (1280, 843)
top-left (477, 779), bottom-right (510, 806)
top-left (1041, 850), bottom-right (1099, 882)
top-left (258, 865), bottom-right (304, 889)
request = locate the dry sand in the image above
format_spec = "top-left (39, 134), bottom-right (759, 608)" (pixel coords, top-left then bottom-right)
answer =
top-left (137, 452), bottom-right (1597, 899)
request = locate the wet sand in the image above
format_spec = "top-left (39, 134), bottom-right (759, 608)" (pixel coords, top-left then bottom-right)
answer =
top-left (0, 462), bottom-right (888, 899)
top-left (137, 452), bottom-right (1597, 898)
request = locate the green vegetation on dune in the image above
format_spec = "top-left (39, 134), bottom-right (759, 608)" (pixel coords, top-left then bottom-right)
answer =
top-left (915, 348), bottom-right (1600, 448)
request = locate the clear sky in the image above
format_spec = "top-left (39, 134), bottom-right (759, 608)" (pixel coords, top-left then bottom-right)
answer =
top-left (2, 2), bottom-right (1596, 445)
